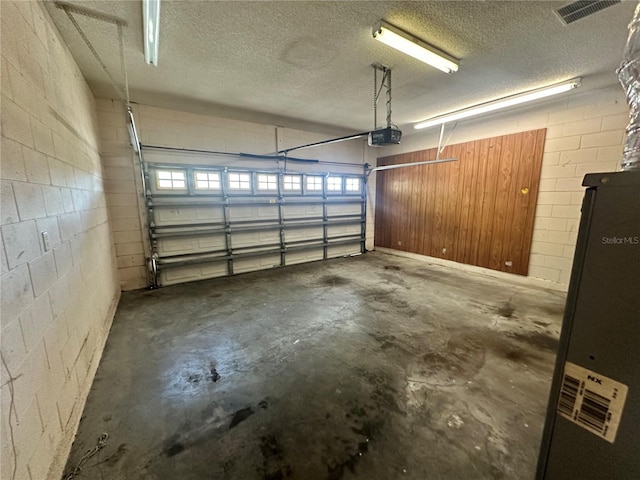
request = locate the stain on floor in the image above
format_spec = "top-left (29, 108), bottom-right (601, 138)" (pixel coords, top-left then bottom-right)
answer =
top-left (229, 407), bottom-right (255, 429)
top-left (63, 252), bottom-right (565, 479)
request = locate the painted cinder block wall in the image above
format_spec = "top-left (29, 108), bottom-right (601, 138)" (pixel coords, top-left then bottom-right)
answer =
top-left (97, 101), bottom-right (370, 290)
top-left (1, 2), bottom-right (120, 479)
top-left (95, 99), bottom-right (149, 291)
top-left (373, 85), bottom-right (627, 290)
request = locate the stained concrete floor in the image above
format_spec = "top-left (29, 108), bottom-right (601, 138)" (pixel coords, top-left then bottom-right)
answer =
top-left (64, 252), bottom-right (566, 480)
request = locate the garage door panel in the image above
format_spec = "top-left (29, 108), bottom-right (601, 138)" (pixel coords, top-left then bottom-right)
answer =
top-left (161, 266), bottom-right (200, 285)
top-left (234, 254), bottom-right (280, 274)
top-left (160, 260), bottom-right (227, 286)
top-left (202, 261), bottom-right (229, 276)
top-left (157, 237), bottom-right (196, 255)
top-left (285, 226), bottom-right (324, 242)
top-left (282, 204), bottom-right (323, 218)
top-left (327, 224), bottom-right (361, 237)
top-left (197, 234), bottom-right (226, 250)
top-left (157, 234), bottom-right (226, 255)
top-left (229, 205), bottom-right (279, 221)
top-left (327, 204), bottom-right (361, 216)
top-left (231, 230), bottom-right (280, 250)
top-left (286, 249), bottom-right (324, 265)
top-left (327, 242), bottom-right (360, 258)
top-left (155, 206), bottom-right (224, 225)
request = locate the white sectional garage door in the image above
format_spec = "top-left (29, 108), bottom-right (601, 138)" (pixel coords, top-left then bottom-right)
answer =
top-left (140, 148), bottom-right (366, 286)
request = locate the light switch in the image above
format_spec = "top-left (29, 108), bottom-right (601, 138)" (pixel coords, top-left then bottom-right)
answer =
top-left (42, 231), bottom-right (50, 251)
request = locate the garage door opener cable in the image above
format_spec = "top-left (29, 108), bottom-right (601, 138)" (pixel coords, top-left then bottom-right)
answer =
top-left (55, 1), bottom-right (130, 107)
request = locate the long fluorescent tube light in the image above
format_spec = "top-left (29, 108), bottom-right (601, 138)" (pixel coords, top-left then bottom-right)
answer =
top-left (414, 78), bottom-right (582, 130)
top-left (373, 21), bottom-right (459, 74)
top-left (143, 0), bottom-right (160, 66)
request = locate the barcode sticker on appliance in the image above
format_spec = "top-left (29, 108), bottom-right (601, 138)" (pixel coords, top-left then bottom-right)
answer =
top-left (556, 362), bottom-right (629, 443)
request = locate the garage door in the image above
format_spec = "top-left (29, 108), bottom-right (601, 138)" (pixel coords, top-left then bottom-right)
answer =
top-left (140, 148), bottom-right (366, 286)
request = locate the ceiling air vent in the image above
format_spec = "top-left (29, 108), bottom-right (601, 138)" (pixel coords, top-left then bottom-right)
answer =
top-left (555, 0), bottom-right (621, 25)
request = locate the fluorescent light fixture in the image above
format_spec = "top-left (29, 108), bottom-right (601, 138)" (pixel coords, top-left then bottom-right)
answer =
top-left (143, 0), bottom-right (160, 66)
top-left (414, 78), bottom-right (582, 130)
top-left (373, 21), bottom-right (459, 74)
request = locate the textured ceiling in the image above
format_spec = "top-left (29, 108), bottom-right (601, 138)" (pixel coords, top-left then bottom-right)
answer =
top-left (45, 0), bottom-right (636, 135)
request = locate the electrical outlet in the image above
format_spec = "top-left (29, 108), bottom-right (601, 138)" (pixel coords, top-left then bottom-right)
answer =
top-left (42, 231), bottom-right (50, 251)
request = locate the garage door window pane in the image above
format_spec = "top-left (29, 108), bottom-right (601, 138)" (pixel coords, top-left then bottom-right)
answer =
top-left (345, 178), bottom-right (360, 192)
top-left (257, 174), bottom-right (278, 191)
top-left (195, 172), bottom-right (221, 190)
top-left (283, 175), bottom-right (301, 191)
top-left (306, 176), bottom-right (323, 191)
top-left (157, 170), bottom-right (186, 189)
top-left (229, 173), bottom-right (251, 190)
top-left (327, 177), bottom-right (342, 192)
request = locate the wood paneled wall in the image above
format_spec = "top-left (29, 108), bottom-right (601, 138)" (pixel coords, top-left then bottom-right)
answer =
top-left (374, 129), bottom-right (546, 276)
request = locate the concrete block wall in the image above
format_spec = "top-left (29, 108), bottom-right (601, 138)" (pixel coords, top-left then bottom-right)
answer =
top-left (98, 102), bottom-right (369, 290)
top-left (1, 2), bottom-right (120, 479)
top-left (378, 84), bottom-right (627, 290)
top-left (95, 99), bottom-right (148, 291)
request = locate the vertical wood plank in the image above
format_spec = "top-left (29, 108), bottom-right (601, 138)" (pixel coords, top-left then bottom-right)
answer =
top-left (442, 143), bottom-right (462, 261)
top-left (399, 153), bottom-right (412, 252)
top-left (431, 156), bottom-right (447, 257)
top-left (422, 149), bottom-right (436, 256)
top-left (467, 139), bottom-right (489, 267)
top-left (502, 131), bottom-right (527, 275)
top-left (418, 148), bottom-right (436, 256)
top-left (477, 136), bottom-right (502, 268)
top-left (455, 140), bottom-right (476, 265)
top-left (414, 150), bottom-right (425, 254)
top-left (488, 134), bottom-right (515, 271)
top-left (407, 151), bottom-right (420, 252)
top-left (518, 129), bottom-right (547, 274)
top-left (507, 133), bottom-right (524, 273)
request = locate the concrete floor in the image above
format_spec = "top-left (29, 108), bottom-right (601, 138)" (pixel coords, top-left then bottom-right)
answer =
top-left (64, 252), bottom-right (565, 480)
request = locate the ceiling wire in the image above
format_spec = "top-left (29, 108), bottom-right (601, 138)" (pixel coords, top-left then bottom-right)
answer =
top-left (373, 66), bottom-right (377, 130)
top-left (372, 65), bottom-right (398, 130)
top-left (373, 66), bottom-right (389, 130)
top-left (386, 67), bottom-right (392, 128)
top-left (54, 1), bottom-right (127, 25)
top-left (57, 2), bottom-right (130, 106)
top-left (118, 24), bottom-right (130, 106)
